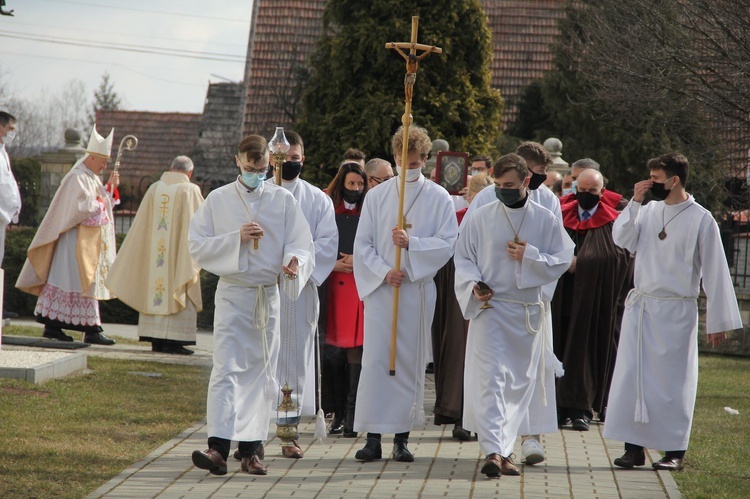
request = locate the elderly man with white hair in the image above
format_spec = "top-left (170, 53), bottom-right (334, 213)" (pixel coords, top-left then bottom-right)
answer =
top-left (17, 125), bottom-right (120, 345)
top-left (106, 155), bottom-right (205, 355)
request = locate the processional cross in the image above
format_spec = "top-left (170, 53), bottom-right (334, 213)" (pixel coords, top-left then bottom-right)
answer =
top-left (386, 17), bottom-right (442, 376)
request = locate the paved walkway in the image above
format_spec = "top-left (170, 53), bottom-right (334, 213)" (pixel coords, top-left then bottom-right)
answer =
top-left (6, 320), bottom-right (680, 498)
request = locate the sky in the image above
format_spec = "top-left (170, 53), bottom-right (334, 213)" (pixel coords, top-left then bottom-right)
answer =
top-left (0, 0), bottom-right (253, 113)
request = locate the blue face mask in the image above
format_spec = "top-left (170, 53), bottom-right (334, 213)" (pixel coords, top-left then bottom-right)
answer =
top-left (241, 171), bottom-right (264, 189)
top-left (563, 179), bottom-right (578, 196)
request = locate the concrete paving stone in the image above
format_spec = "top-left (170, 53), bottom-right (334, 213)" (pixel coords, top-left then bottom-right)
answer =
top-left (71, 320), bottom-right (684, 499)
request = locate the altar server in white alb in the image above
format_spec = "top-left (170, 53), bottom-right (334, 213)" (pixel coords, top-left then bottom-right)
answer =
top-left (353, 125), bottom-right (458, 463)
top-left (459, 141), bottom-right (564, 466)
top-left (188, 135), bottom-right (314, 477)
top-left (605, 152), bottom-right (742, 472)
top-left (455, 153), bottom-right (573, 479)
top-left (270, 131), bottom-right (337, 459)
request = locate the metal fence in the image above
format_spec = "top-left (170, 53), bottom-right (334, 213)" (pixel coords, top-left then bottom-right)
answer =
top-left (722, 214), bottom-right (750, 291)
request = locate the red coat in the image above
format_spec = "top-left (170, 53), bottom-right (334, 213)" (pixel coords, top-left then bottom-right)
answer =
top-left (561, 198), bottom-right (620, 232)
top-left (325, 202), bottom-right (365, 348)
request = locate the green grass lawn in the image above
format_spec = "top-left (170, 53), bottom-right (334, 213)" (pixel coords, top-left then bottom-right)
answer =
top-left (672, 355), bottom-right (750, 498)
top-left (0, 356), bottom-right (210, 498)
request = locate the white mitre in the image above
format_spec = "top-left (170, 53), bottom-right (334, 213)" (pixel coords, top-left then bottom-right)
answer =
top-left (86, 125), bottom-right (114, 158)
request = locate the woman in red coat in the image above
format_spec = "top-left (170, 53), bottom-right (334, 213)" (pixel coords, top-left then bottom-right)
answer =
top-left (325, 162), bottom-right (368, 437)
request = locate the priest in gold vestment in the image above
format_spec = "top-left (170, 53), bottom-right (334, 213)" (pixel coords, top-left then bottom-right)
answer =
top-left (106, 156), bottom-right (204, 355)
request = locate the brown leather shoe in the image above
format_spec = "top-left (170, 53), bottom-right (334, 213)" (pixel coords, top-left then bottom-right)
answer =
top-left (281, 440), bottom-right (304, 459)
top-left (241, 455), bottom-right (268, 475)
top-left (191, 449), bottom-right (227, 476)
top-left (480, 453), bottom-right (502, 478)
top-left (234, 445), bottom-right (264, 461)
top-left (652, 456), bottom-right (684, 471)
top-left (501, 455), bottom-right (521, 476)
top-left (613, 450), bottom-right (646, 468)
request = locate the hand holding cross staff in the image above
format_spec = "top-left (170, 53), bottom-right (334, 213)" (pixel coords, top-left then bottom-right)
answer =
top-left (385, 16), bottom-right (442, 376)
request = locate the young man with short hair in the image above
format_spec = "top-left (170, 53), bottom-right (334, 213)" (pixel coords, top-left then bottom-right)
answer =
top-left (606, 152), bottom-right (742, 471)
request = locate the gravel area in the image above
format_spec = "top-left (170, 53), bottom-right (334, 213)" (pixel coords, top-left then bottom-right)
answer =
top-left (0, 350), bottom-right (74, 368)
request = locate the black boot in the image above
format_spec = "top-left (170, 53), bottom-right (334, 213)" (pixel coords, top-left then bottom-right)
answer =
top-left (354, 436), bottom-right (382, 462)
top-left (343, 363), bottom-right (361, 437)
top-left (392, 437), bottom-right (414, 462)
top-left (329, 412), bottom-right (345, 434)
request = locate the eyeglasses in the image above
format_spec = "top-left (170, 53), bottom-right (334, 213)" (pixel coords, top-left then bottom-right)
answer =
top-left (236, 160), bottom-right (268, 175)
top-left (370, 176), bottom-right (392, 185)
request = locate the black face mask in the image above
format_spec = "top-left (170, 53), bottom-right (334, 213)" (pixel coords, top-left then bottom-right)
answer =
top-left (650, 180), bottom-right (671, 200)
top-left (281, 161), bottom-right (302, 181)
top-left (495, 186), bottom-right (523, 207)
top-left (576, 191), bottom-right (601, 211)
top-left (528, 171), bottom-right (547, 190)
top-left (342, 188), bottom-right (362, 204)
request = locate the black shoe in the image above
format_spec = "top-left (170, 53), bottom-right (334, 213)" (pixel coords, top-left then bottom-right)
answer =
top-left (43, 328), bottom-right (73, 342)
top-left (354, 438), bottom-right (382, 462)
top-left (613, 450), bottom-right (646, 468)
top-left (151, 339), bottom-right (164, 352)
top-left (83, 332), bottom-right (116, 346)
top-left (598, 407), bottom-right (607, 423)
top-left (3, 310), bottom-right (18, 319)
top-left (557, 417), bottom-right (571, 428)
top-left (343, 428), bottom-right (358, 438)
top-left (163, 344), bottom-right (194, 355)
top-left (452, 426), bottom-right (472, 441)
top-left (572, 418), bottom-right (590, 431)
top-left (652, 456), bottom-right (684, 471)
top-left (392, 438), bottom-right (414, 462)
top-left (425, 362), bottom-right (434, 374)
top-left (329, 413), bottom-right (345, 434)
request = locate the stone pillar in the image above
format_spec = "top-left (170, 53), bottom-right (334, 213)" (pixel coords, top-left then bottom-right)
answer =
top-left (544, 137), bottom-right (569, 175)
top-left (425, 139), bottom-right (449, 176)
top-left (37, 129), bottom-right (86, 216)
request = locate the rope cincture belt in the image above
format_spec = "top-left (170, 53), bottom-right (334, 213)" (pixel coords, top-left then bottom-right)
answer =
top-left (220, 276), bottom-right (279, 400)
top-left (491, 296), bottom-right (552, 405)
top-left (625, 288), bottom-right (695, 424)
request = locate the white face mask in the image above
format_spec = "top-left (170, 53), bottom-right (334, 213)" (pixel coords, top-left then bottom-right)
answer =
top-left (396, 165), bottom-right (423, 181)
top-left (2, 131), bottom-right (15, 145)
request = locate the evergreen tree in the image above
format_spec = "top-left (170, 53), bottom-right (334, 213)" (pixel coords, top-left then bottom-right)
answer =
top-left (296, 0), bottom-right (503, 185)
top-left (89, 71), bottom-right (121, 127)
top-left (511, 3), bottom-right (725, 211)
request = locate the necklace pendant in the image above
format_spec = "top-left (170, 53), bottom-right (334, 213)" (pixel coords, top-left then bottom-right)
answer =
top-left (253, 240), bottom-right (259, 250)
top-left (514, 235), bottom-right (520, 244)
top-left (658, 229), bottom-right (667, 240)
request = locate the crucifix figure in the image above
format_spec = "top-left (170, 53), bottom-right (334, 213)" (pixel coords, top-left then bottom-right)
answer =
top-left (384, 17), bottom-right (442, 376)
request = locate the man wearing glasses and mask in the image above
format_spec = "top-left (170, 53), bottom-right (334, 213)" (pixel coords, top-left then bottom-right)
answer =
top-left (364, 157), bottom-right (395, 189)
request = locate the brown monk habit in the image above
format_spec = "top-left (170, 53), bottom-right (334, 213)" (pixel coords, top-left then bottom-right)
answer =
top-left (552, 202), bottom-right (633, 419)
top-left (431, 257), bottom-right (470, 425)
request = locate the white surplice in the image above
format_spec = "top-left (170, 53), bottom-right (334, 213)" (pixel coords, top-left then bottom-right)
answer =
top-left (462, 183), bottom-right (564, 436)
top-left (455, 198), bottom-right (573, 457)
top-left (188, 179), bottom-right (314, 442)
top-left (353, 175), bottom-right (458, 434)
top-left (604, 197), bottom-right (742, 451)
top-left (0, 143), bottom-right (21, 265)
top-left (273, 177), bottom-right (337, 416)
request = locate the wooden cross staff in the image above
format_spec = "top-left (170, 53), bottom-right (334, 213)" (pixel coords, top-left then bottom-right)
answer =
top-left (386, 16), bottom-right (442, 376)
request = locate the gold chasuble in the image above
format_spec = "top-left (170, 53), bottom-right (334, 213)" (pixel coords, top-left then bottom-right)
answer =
top-left (106, 172), bottom-right (203, 317)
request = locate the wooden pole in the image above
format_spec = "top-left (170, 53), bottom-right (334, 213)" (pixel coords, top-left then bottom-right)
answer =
top-left (385, 17), bottom-right (442, 376)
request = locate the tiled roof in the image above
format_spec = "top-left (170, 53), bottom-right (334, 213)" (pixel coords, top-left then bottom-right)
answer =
top-left (483, 0), bottom-right (566, 126)
top-left (242, 0), bottom-right (327, 138)
top-left (95, 109), bottom-right (201, 202)
top-left (194, 81), bottom-right (245, 186)
top-left (242, 0), bottom-right (564, 136)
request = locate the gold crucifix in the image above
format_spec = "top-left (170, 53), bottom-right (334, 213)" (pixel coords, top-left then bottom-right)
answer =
top-left (402, 216), bottom-right (412, 230)
top-left (385, 17), bottom-right (442, 377)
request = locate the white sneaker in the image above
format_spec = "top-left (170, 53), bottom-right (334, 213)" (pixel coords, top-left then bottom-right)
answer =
top-left (521, 438), bottom-right (545, 465)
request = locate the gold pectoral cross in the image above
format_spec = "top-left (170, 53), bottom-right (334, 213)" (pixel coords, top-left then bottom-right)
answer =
top-left (253, 240), bottom-right (259, 250)
top-left (514, 235), bottom-right (520, 244)
top-left (402, 216), bottom-right (412, 231)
